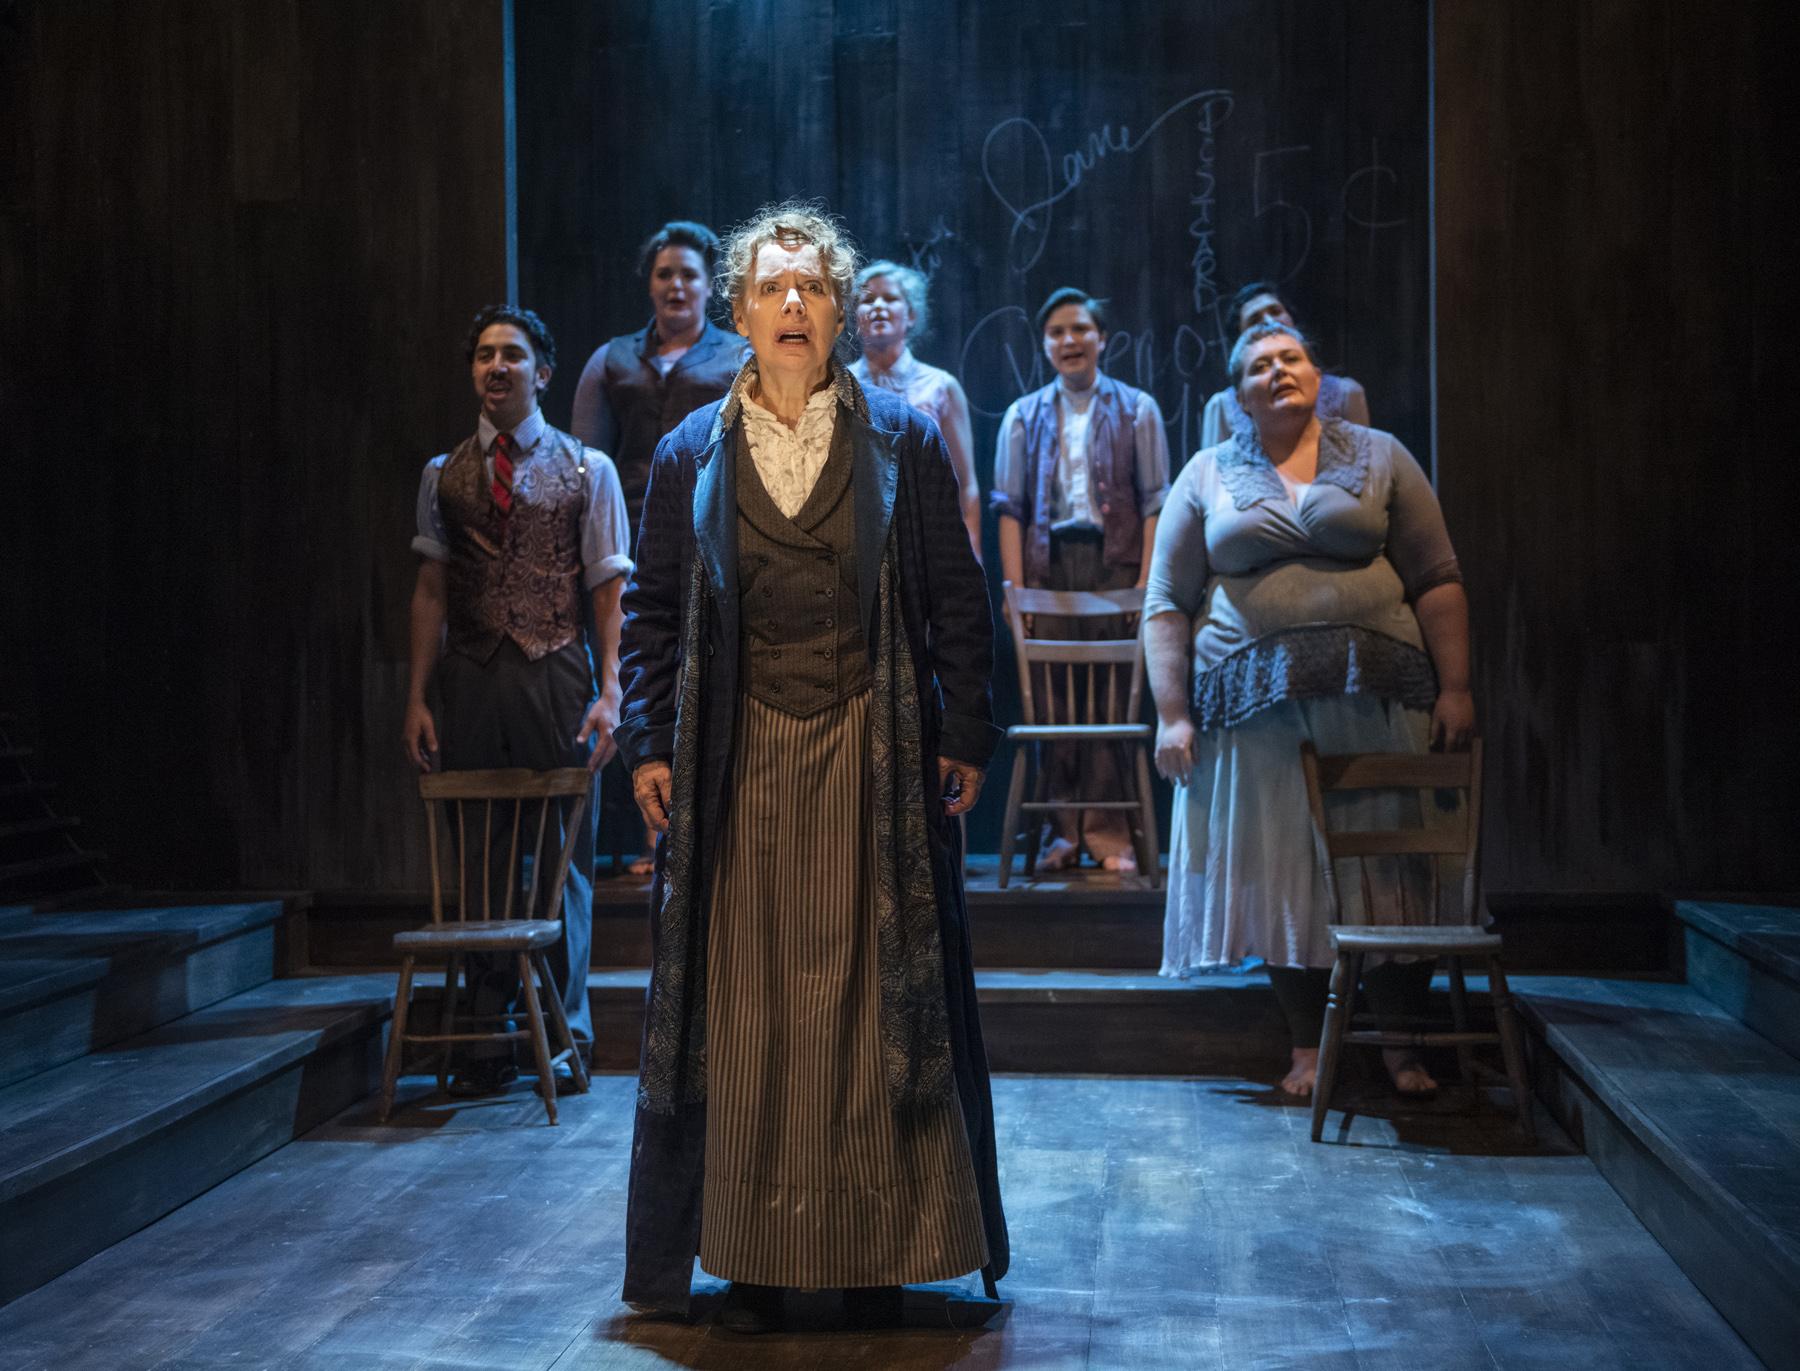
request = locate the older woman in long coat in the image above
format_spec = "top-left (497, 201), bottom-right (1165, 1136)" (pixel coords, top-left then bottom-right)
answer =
top-left (613, 202), bottom-right (1008, 1328)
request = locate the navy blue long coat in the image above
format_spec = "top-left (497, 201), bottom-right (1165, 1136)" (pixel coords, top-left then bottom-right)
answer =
top-left (613, 378), bottom-right (1010, 1311)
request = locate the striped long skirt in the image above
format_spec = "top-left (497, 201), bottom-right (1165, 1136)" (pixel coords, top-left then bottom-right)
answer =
top-left (698, 689), bottom-right (989, 1288)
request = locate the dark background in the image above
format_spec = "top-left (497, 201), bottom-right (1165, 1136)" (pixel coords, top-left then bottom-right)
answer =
top-left (1, 1), bottom-right (1791, 906)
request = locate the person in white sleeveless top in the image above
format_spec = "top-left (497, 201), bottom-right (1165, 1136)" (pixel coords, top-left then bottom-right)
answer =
top-left (850, 261), bottom-right (981, 558)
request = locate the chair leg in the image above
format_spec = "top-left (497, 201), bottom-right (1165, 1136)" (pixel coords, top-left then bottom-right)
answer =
top-left (1132, 745), bottom-right (1161, 890)
top-left (517, 953), bottom-right (559, 1126)
top-left (1485, 957), bottom-right (1535, 1145)
top-left (436, 953), bottom-right (462, 1095)
top-left (1023, 743), bottom-right (1049, 878)
top-left (379, 955), bottom-right (417, 1123)
top-left (534, 949), bottom-right (590, 1093)
top-left (997, 746), bottom-right (1028, 890)
top-left (1311, 952), bottom-right (1359, 1142)
top-left (1447, 956), bottom-right (1477, 1113)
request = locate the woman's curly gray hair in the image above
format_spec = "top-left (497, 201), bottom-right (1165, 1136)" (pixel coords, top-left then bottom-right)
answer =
top-left (853, 260), bottom-right (932, 343)
top-left (1227, 318), bottom-right (1320, 389)
top-left (716, 200), bottom-right (861, 321)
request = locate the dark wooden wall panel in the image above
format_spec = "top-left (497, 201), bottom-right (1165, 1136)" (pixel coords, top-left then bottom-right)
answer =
top-left (3, 0), bottom-right (510, 891)
top-left (1434, 0), bottom-right (1795, 894)
top-left (516, 0), bottom-right (1434, 852)
top-left (10, 0), bottom-right (1780, 901)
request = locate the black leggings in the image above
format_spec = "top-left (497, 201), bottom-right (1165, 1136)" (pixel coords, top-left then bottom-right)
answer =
top-left (1266, 959), bottom-right (1436, 1049)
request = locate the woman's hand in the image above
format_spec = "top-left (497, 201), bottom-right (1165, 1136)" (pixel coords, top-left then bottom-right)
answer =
top-left (1155, 717), bottom-right (1197, 784)
top-left (938, 757), bottom-right (985, 816)
top-left (633, 761), bottom-right (674, 833)
top-left (1430, 690), bottom-right (1475, 752)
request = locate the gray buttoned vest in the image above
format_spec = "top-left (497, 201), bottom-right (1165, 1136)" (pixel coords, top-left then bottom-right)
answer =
top-left (736, 421), bottom-right (871, 717)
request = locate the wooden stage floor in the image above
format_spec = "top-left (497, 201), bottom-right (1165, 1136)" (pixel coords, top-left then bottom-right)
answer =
top-left (0, 1072), bottom-right (1760, 1370)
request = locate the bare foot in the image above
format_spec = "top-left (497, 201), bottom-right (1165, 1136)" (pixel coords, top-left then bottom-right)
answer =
top-left (1281, 1047), bottom-right (1319, 1097)
top-left (1101, 852), bottom-right (1138, 874)
top-left (1036, 838), bottom-right (1078, 872)
top-left (1383, 1049), bottom-right (1439, 1096)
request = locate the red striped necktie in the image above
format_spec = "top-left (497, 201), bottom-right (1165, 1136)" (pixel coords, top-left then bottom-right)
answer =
top-left (491, 431), bottom-right (515, 516)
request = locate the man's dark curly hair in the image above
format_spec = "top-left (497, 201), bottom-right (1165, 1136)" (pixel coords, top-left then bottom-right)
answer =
top-left (637, 220), bottom-right (722, 278)
top-left (464, 305), bottom-right (556, 372)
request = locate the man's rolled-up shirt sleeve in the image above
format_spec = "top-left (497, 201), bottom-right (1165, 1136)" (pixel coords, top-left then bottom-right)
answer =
top-left (988, 402), bottom-right (1027, 522)
top-left (1134, 391), bottom-right (1171, 518)
top-left (581, 448), bottom-right (634, 589)
top-left (410, 456), bottom-right (450, 561)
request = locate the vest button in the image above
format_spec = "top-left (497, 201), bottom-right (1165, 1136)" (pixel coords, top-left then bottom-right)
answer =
top-left (823, 648), bottom-right (834, 659)
top-left (771, 681), bottom-right (783, 692)
top-left (771, 649), bottom-right (781, 659)
top-left (823, 587), bottom-right (834, 598)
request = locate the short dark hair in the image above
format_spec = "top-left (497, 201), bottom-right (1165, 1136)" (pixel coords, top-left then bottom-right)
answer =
top-left (464, 305), bottom-right (556, 372)
top-left (1229, 280), bottom-right (1286, 332)
top-left (1227, 318), bottom-right (1319, 388)
top-left (1035, 287), bottom-right (1109, 336)
top-left (637, 220), bottom-right (721, 277)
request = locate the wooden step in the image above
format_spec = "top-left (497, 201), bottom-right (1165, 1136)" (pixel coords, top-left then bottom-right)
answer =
top-left (1675, 900), bottom-right (1800, 1057)
top-left (0, 816), bottom-right (78, 842)
top-left (387, 966), bottom-right (1287, 1076)
top-left (1517, 975), bottom-right (1800, 1369)
top-left (0, 902), bottom-right (289, 1090)
top-left (0, 850), bottom-right (100, 886)
top-left (0, 972), bottom-right (393, 1307)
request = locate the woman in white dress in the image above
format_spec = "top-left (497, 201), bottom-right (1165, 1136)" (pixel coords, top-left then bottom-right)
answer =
top-left (850, 261), bottom-right (981, 557)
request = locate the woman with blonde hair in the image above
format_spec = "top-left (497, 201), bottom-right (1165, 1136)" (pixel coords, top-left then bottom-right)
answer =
top-left (615, 202), bottom-right (1008, 1330)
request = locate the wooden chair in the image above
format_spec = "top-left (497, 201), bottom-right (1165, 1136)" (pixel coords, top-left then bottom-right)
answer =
top-left (378, 767), bottom-right (593, 1125)
top-left (995, 582), bottom-right (1160, 889)
top-left (1299, 739), bottom-right (1534, 1144)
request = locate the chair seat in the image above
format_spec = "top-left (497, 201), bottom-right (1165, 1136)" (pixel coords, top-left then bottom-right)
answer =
top-left (394, 919), bottom-right (563, 951)
top-left (1005, 723), bottom-right (1153, 742)
top-left (1327, 924), bottom-right (1501, 956)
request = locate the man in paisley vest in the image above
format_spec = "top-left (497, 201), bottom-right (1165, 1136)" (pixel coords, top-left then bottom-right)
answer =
top-left (403, 305), bottom-right (633, 1095)
top-left (992, 288), bottom-right (1171, 873)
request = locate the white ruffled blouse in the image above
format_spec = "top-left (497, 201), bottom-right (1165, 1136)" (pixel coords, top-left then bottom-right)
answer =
top-left (739, 383), bottom-right (838, 519)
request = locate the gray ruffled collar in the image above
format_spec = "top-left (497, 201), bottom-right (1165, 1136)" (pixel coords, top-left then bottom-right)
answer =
top-left (1216, 380), bottom-right (1371, 511)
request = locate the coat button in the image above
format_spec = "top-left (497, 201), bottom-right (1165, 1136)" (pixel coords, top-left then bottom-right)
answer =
top-left (824, 587), bottom-right (834, 598)
top-left (1100, 501), bottom-right (1111, 513)
top-left (771, 649), bottom-right (781, 659)
top-left (823, 648), bottom-right (834, 659)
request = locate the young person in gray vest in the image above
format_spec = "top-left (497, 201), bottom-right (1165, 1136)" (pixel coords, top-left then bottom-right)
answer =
top-left (402, 305), bottom-right (632, 1096)
top-left (991, 287), bottom-right (1172, 873)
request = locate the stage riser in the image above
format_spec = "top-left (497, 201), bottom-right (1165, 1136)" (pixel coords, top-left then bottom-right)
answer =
top-left (1676, 903), bottom-right (1800, 1060)
top-left (0, 911), bottom-right (282, 1090)
top-left (1684, 931), bottom-right (1800, 1059)
top-left (0, 1024), bottom-right (382, 1306)
top-left (301, 891), bottom-right (1676, 978)
top-left (1526, 1031), bottom-right (1796, 1369)
top-left (393, 983), bottom-right (1493, 1078)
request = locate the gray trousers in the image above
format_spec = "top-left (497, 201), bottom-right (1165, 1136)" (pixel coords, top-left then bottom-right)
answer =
top-left (439, 639), bottom-right (596, 1056)
top-left (1034, 531), bottom-right (1138, 861)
